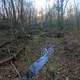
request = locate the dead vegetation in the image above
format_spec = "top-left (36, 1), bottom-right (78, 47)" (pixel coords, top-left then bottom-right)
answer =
top-left (0, 30), bottom-right (80, 80)
top-left (52, 31), bottom-right (80, 80)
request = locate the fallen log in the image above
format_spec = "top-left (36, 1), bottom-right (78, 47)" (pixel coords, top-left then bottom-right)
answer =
top-left (0, 39), bottom-right (15, 48)
top-left (0, 47), bottom-right (24, 64)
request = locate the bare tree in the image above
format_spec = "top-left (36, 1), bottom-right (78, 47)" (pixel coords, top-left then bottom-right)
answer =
top-left (56, 0), bottom-right (69, 30)
top-left (20, 0), bottom-right (24, 22)
top-left (57, 0), bottom-right (60, 28)
top-left (74, 0), bottom-right (80, 29)
top-left (10, 0), bottom-right (16, 24)
top-left (2, 0), bottom-right (9, 18)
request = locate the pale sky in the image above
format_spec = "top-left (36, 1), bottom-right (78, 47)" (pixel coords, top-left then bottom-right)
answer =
top-left (34, 0), bottom-right (80, 10)
top-left (34, 0), bottom-right (54, 11)
top-left (33, 0), bottom-right (80, 16)
top-left (0, 0), bottom-right (80, 14)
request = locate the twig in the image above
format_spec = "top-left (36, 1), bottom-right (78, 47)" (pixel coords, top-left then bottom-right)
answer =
top-left (0, 40), bottom-right (15, 48)
top-left (10, 61), bottom-right (22, 80)
top-left (0, 47), bottom-right (24, 64)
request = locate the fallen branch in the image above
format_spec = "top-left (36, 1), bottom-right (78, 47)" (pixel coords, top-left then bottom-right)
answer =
top-left (10, 61), bottom-right (21, 80)
top-left (0, 47), bottom-right (24, 64)
top-left (0, 39), bottom-right (16, 48)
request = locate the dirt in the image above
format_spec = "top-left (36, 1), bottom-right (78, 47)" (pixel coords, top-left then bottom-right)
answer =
top-left (53, 31), bottom-right (80, 80)
top-left (0, 63), bottom-right (19, 80)
top-left (0, 31), bottom-right (80, 80)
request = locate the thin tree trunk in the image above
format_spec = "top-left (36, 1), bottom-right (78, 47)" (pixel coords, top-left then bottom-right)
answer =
top-left (10, 0), bottom-right (16, 23)
top-left (2, 0), bottom-right (9, 18)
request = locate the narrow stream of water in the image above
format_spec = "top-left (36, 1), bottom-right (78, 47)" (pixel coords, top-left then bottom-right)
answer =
top-left (22, 45), bottom-right (55, 80)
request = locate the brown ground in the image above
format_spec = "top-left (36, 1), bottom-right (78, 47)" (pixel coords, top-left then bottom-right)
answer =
top-left (50, 31), bottom-right (80, 80)
top-left (0, 31), bottom-right (80, 80)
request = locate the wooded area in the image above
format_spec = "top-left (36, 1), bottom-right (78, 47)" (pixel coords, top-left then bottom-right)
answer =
top-left (0, 0), bottom-right (80, 35)
top-left (0, 0), bottom-right (80, 80)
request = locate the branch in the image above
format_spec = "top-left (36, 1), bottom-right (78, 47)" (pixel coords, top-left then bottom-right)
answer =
top-left (10, 61), bottom-right (21, 80)
top-left (64, 0), bottom-right (69, 13)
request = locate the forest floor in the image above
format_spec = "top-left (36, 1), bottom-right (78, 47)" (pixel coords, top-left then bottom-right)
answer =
top-left (0, 30), bottom-right (80, 80)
